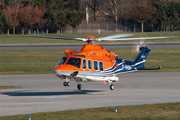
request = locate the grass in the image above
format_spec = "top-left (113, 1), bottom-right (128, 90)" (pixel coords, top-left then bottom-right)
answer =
top-left (0, 48), bottom-right (180, 75)
top-left (0, 86), bottom-right (22, 89)
top-left (0, 31), bottom-right (180, 44)
top-left (0, 49), bottom-right (63, 74)
top-left (0, 103), bottom-right (180, 120)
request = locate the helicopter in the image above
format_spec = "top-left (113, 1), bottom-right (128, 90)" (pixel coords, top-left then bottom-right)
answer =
top-left (22, 34), bottom-right (171, 90)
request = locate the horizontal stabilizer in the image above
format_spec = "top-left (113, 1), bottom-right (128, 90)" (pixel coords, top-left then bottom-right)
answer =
top-left (138, 66), bottom-right (161, 70)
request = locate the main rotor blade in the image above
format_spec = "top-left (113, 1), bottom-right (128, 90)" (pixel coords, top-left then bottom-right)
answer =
top-left (18, 34), bottom-right (175, 43)
top-left (98, 34), bottom-right (134, 39)
top-left (18, 34), bottom-right (84, 41)
top-left (98, 36), bottom-right (174, 41)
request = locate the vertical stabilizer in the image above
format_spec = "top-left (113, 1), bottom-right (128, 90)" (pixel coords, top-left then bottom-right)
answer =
top-left (134, 46), bottom-right (151, 69)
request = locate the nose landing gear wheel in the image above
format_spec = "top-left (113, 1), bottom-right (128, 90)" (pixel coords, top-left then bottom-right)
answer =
top-left (63, 82), bottom-right (71, 87)
top-left (66, 82), bottom-right (71, 87)
top-left (110, 84), bottom-right (114, 90)
top-left (77, 84), bottom-right (82, 90)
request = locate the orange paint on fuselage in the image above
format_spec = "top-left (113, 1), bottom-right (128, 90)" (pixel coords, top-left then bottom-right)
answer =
top-left (54, 44), bottom-right (117, 72)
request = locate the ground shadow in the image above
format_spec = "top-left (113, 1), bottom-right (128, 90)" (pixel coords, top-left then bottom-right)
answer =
top-left (1, 90), bottom-right (104, 96)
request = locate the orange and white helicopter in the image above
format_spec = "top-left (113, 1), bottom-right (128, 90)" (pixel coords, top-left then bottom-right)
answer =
top-left (23, 34), bottom-right (170, 90)
top-left (51, 34), bottom-right (171, 90)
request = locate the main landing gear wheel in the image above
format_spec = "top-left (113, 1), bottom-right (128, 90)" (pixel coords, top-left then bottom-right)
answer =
top-left (110, 84), bottom-right (114, 90)
top-left (66, 82), bottom-right (71, 87)
top-left (63, 82), bottom-right (71, 87)
top-left (77, 84), bottom-right (82, 90)
top-left (63, 82), bottom-right (67, 86)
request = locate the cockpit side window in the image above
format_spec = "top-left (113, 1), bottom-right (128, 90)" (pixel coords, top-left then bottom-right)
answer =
top-left (66, 57), bottom-right (81, 68)
top-left (82, 59), bottom-right (87, 69)
top-left (58, 57), bottom-right (68, 65)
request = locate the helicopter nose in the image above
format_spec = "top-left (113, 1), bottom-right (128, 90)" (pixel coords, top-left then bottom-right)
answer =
top-left (53, 65), bottom-right (72, 76)
top-left (53, 67), bottom-right (60, 74)
top-left (53, 66), bottom-right (59, 71)
top-left (53, 66), bottom-right (61, 76)
top-left (53, 66), bottom-right (60, 72)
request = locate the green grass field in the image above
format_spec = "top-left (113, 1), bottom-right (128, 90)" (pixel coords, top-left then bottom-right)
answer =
top-left (0, 103), bottom-right (180, 120)
top-left (0, 86), bottom-right (22, 89)
top-left (0, 31), bottom-right (180, 44)
top-left (0, 48), bottom-right (180, 75)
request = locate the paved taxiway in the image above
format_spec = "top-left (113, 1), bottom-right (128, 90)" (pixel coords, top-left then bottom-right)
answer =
top-left (0, 72), bottom-right (180, 116)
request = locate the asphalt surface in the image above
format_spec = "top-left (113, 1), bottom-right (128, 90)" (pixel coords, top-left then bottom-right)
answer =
top-left (0, 42), bottom-right (180, 50)
top-left (0, 72), bottom-right (180, 116)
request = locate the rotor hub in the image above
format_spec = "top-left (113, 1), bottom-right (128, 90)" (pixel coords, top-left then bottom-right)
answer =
top-left (84, 35), bottom-right (97, 44)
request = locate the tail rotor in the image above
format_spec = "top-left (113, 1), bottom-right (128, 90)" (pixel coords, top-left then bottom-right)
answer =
top-left (132, 40), bottom-right (145, 55)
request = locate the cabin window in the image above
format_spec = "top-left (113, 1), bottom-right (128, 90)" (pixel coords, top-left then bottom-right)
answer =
top-left (82, 59), bottom-right (87, 69)
top-left (66, 57), bottom-right (81, 68)
top-left (88, 60), bottom-right (92, 70)
top-left (58, 57), bottom-right (68, 65)
top-left (99, 61), bottom-right (104, 71)
top-left (94, 61), bottom-right (98, 70)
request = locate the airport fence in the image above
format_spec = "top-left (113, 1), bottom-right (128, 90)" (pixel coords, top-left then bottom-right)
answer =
top-left (5, 22), bottom-right (142, 34)
top-left (65, 22), bottom-right (141, 33)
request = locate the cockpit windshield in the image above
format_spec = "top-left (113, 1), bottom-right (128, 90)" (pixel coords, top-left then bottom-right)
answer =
top-left (66, 57), bottom-right (81, 68)
top-left (58, 57), bottom-right (68, 65)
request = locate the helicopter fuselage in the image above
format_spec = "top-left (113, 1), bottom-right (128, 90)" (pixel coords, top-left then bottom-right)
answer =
top-left (53, 44), bottom-right (119, 82)
top-left (53, 44), bottom-right (147, 90)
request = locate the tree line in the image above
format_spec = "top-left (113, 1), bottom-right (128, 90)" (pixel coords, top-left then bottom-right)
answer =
top-left (0, 0), bottom-right (180, 34)
top-left (0, 0), bottom-right (85, 34)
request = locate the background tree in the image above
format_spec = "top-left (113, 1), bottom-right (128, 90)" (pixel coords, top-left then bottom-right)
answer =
top-left (0, 0), bottom-right (3, 9)
top-left (67, 10), bottom-right (85, 28)
top-left (79, 0), bottom-right (89, 24)
top-left (54, 11), bottom-right (68, 33)
top-left (8, 0), bottom-right (29, 10)
top-left (167, 1), bottom-right (180, 31)
top-left (64, 0), bottom-right (79, 11)
top-left (0, 1), bottom-right (5, 34)
top-left (44, 0), bottom-right (64, 33)
top-left (89, 0), bottom-right (105, 21)
top-left (38, 0), bottom-right (84, 33)
top-left (18, 6), bottom-right (32, 34)
top-left (0, 12), bottom-right (4, 34)
top-left (1, 0), bottom-right (180, 34)
top-left (130, 1), bottom-right (156, 32)
top-left (18, 5), bottom-right (47, 34)
top-left (34, 0), bottom-right (47, 8)
top-left (3, 7), bottom-right (19, 34)
top-left (33, 6), bottom-right (47, 34)
top-left (152, 1), bottom-right (180, 31)
top-left (152, 1), bottom-right (165, 31)
top-left (163, 2), bottom-right (171, 31)
top-left (105, 0), bottom-right (125, 31)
